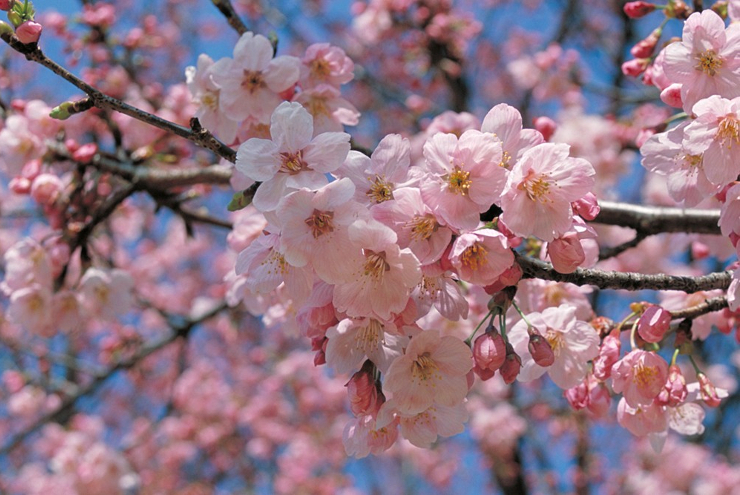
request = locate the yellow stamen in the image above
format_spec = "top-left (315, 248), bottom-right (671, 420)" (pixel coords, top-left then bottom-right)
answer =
top-left (305, 209), bottom-right (334, 238)
top-left (696, 50), bottom-right (723, 76)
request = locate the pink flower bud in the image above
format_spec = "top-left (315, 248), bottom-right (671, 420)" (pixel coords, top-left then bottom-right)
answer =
top-left (697, 373), bottom-right (721, 407)
top-left (9, 177), bottom-right (31, 194)
top-left (527, 329), bottom-right (555, 367)
top-left (533, 116), bottom-right (557, 142)
top-left (637, 304), bottom-right (671, 343)
top-left (472, 327), bottom-right (506, 379)
top-left (0, 0), bottom-right (12, 11)
top-left (592, 333), bottom-right (621, 381)
top-left (691, 241), bottom-right (710, 260)
top-left (346, 361), bottom-right (382, 416)
top-left (565, 379), bottom-right (589, 410)
top-left (30, 174), bottom-right (63, 206)
top-left (656, 364), bottom-right (687, 407)
top-left (630, 28), bottom-right (661, 59)
top-left (572, 193), bottom-right (600, 221)
top-left (660, 83), bottom-right (683, 109)
top-left (621, 58), bottom-right (650, 77)
top-left (547, 233), bottom-right (585, 274)
top-left (587, 382), bottom-right (611, 418)
top-left (623, 1), bottom-right (656, 18)
top-left (72, 143), bottom-right (98, 164)
top-left (15, 21), bottom-right (42, 44)
top-left (500, 343), bottom-right (522, 384)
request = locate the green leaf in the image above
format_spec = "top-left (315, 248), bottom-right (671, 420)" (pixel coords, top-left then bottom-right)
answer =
top-left (227, 190), bottom-right (251, 212)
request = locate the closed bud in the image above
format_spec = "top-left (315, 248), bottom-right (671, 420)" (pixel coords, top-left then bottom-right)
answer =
top-left (621, 58), bottom-right (650, 77)
top-left (15, 20), bottom-right (42, 44)
top-left (630, 28), bottom-right (662, 59)
top-left (472, 325), bottom-right (506, 379)
top-left (637, 304), bottom-right (671, 343)
top-left (346, 360), bottom-right (382, 416)
top-left (0, 20), bottom-right (12, 36)
top-left (572, 193), bottom-right (600, 221)
top-left (697, 373), bottom-right (721, 407)
top-left (0, 1), bottom-right (14, 12)
top-left (533, 116), bottom-right (556, 142)
top-left (623, 1), bottom-right (656, 18)
top-left (527, 329), bottom-right (555, 367)
top-left (500, 343), bottom-right (522, 384)
top-left (656, 364), bottom-right (687, 407)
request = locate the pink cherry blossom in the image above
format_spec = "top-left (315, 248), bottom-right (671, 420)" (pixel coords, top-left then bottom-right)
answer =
top-left (449, 229), bottom-right (513, 286)
top-left (383, 330), bottom-right (472, 415)
top-left (611, 350), bottom-right (670, 407)
top-left (293, 84), bottom-right (360, 134)
top-left (372, 187), bottom-right (452, 265)
top-left (211, 32), bottom-right (300, 122)
top-left (420, 130), bottom-right (506, 230)
top-left (641, 122), bottom-right (719, 206)
top-left (637, 304), bottom-right (672, 343)
top-left (662, 10), bottom-right (740, 112)
top-left (235, 101), bottom-right (350, 211)
top-left (682, 95), bottom-right (740, 187)
top-left (185, 54), bottom-right (239, 144)
top-left (332, 219), bottom-right (421, 320)
top-left (480, 103), bottom-right (544, 170)
top-left (500, 143), bottom-right (595, 241)
top-left (325, 317), bottom-right (407, 374)
top-left (300, 43), bottom-right (354, 88)
top-left (508, 304), bottom-right (599, 389)
top-left (617, 397), bottom-right (668, 437)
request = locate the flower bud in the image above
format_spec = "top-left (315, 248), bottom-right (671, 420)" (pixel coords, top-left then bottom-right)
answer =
top-left (0, 1), bottom-right (13, 11)
top-left (592, 332), bottom-right (621, 381)
top-left (547, 233), bottom-right (585, 274)
top-left (630, 28), bottom-right (662, 59)
top-left (621, 58), bottom-right (650, 77)
top-left (623, 1), bottom-right (656, 18)
top-left (533, 116), bottom-right (556, 142)
top-left (697, 373), bottom-right (721, 407)
top-left (472, 326), bottom-right (506, 379)
top-left (500, 343), bottom-right (521, 384)
top-left (660, 83), bottom-right (683, 109)
top-left (571, 193), bottom-right (600, 221)
top-left (15, 21), bottom-right (42, 44)
top-left (346, 361), bottom-right (382, 416)
top-left (637, 304), bottom-right (671, 343)
top-left (656, 364), bottom-right (687, 407)
top-left (527, 329), bottom-right (555, 367)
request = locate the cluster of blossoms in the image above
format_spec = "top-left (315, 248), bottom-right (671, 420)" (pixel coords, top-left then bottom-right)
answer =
top-left (186, 31), bottom-right (358, 149)
top-left (227, 76), bottom-right (607, 451)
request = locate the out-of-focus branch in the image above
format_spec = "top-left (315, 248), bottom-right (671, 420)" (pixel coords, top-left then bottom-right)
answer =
top-left (0, 34), bottom-right (237, 163)
top-left (516, 252), bottom-right (731, 292)
top-left (594, 201), bottom-right (721, 235)
top-left (211, 0), bottom-right (249, 35)
top-left (0, 301), bottom-right (229, 458)
top-left (669, 296), bottom-right (728, 320)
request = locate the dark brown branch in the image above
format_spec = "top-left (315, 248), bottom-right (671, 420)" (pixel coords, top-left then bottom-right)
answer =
top-left (594, 201), bottom-right (721, 235)
top-left (516, 252), bottom-right (732, 292)
top-left (598, 232), bottom-right (648, 260)
top-left (0, 34), bottom-right (237, 163)
top-left (669, 296), bottom-right (728, 320)
top-left (211, 0), bottom-right (249, 35)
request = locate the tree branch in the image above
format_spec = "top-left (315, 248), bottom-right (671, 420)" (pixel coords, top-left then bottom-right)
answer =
top-left (211, 0), bottom-right (249, 36)
top-left (0, 301), bottom-right (228, 457)
top-left (516, 252), bottom-right (731, 292)
top-left (0, 34), bottom-right (237, 163)
top-left (593, 201), bottom-right (721, 235)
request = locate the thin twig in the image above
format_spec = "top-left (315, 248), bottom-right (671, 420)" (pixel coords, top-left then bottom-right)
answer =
top-left (211, 0), bottom-right (250, 35)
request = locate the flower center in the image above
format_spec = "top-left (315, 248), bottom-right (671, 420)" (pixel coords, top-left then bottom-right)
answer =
top-left (500, 150), bottom-right (512, 169)
top-left (412, 352), bottom-right (439, 381)
top-left (280, 150), bottom-right (308, 174)
top-left (366, 175), bottom-right (394, 203)
top-left (310, 58), bottom-right (331, 78)
top-left (519, 171), bottom-right (552, 203)
top-left (680, 153), bottom-right (703, 173)
top-left (201, 91), bottom-right (219, 110)
top-left (544, 328), bottom-right (565, 356)
top-left (242, 70), bottom-right (266, 93)
top-left (305, 209), bottom-right (334, 238)
top-left (356, 319), bottom-right (382, 353)
top-left (305, 96), bottom-right (330, 117)
top-left (408, 215), bottom-right (438, 241)
top-left (633, 363), bottom-right (659, 389)
top-left (261, 250), bottom-right (290, 276)
top-left (696, 50), bottom-right (723, 76)
top-left (717, 115), bottom-right (740, 148)
top-left (445, 166), bottom-right (471, 195)
top-left (363, 250), bottom-right (390, 281)
top-left (461, 242), bottom-right (488, 270)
